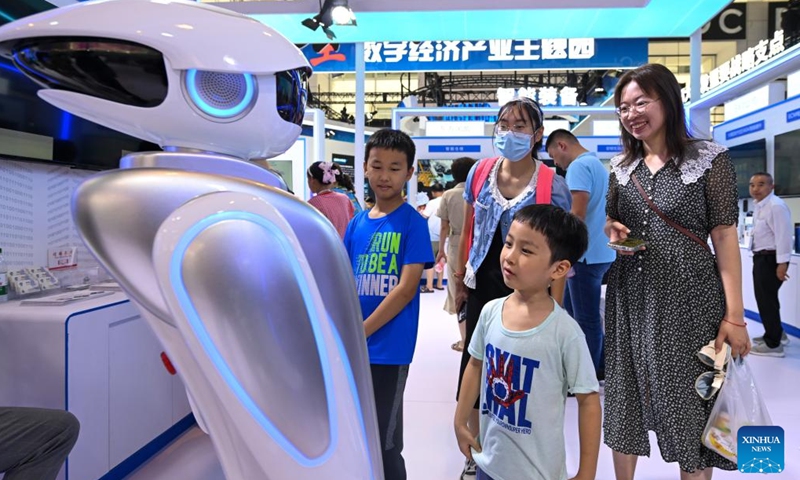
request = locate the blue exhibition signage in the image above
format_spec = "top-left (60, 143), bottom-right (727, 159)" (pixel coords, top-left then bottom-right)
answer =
top-left (725, 120), bottom-right (765, 140)
top-left (597, 145), bottom-right (623, 153)
top-left (787, 107), bottom-right (800, 123)
top-left (428, 145), bottom-right (482, 153)
top-left (301, 38), bottom-right (648, 73)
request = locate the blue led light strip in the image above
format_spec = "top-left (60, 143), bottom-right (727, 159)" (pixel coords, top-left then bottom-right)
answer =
top-left (169, 211), bottom-right (338, 467)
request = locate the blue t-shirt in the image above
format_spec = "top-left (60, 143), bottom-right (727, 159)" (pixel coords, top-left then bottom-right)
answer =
top-left (343, 203), bottom-right (433, 365)
top-left (565, 152), bottom-right (616, 264)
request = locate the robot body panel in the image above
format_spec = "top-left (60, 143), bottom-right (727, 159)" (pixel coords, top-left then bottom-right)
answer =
top-left (72, 168), bottom-right (384, 480)
top-left (0, 1), bottom-right (383, 478)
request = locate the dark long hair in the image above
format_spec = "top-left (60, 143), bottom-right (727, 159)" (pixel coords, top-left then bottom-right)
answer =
top-left (337, 169), bottom-right (356, 191)
top-left (614, 63), bottom-right (692, 167)
top-left (494, 97), bottom-right (544, 160)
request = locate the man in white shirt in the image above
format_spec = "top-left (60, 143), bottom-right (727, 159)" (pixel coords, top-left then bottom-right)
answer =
top-left (748, 172), bottom-right (793, 357)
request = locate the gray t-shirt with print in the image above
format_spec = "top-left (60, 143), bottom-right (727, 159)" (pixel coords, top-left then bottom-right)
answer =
top-left (468, 296), bottom-right (599, 480)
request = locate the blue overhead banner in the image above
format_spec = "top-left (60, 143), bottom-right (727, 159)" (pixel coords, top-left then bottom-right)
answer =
top-left (725, 120), bottom-right (765, 140)
top-left (301, 38), bottom-right (648, 73)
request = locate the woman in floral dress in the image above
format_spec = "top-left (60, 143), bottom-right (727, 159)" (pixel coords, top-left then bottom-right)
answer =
top-left (604, 63), bottom-right (751, 480)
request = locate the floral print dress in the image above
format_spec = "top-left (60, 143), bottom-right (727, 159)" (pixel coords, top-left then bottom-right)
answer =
top-left (603, 140), bottom-right (738, 472)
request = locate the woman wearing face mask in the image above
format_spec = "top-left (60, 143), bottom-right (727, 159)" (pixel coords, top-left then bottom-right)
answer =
top-left (451, 97), bottom-right (572, 480)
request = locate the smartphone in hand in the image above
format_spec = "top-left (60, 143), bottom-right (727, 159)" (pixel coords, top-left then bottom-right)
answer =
top-left (608, 238), bottom-right (649, 252)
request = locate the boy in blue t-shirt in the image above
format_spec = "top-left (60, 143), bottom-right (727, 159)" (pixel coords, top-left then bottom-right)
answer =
top-left (454, 205), bottom-right (601, 480)
top-left (343, 129), bottom-right (433, 480)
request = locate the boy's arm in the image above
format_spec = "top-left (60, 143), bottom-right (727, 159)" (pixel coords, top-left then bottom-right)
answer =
top-left (454, 357), bottom-right (483, 460)
top-left (569, 392), bottom-right (601, 480)
top-left (363, 263), bottom-right (425, 338)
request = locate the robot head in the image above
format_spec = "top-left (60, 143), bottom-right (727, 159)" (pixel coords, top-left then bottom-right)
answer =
top-left (0, 0), bottom-right (311, 160)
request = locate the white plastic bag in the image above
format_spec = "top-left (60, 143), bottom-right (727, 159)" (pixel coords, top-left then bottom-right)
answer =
top-left (702, 356), bottom-right (772, 463)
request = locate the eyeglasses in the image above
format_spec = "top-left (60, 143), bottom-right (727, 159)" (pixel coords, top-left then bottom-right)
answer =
top-left (495, 124), bottom-right (534, 135)
top-left (615, 98), bottom-right (660, 119)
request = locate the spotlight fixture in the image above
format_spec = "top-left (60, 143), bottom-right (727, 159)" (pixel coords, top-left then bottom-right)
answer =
top-left (302, 0), bottom-right (357, 41)
top-left (593, 79), bottom-right (606, 95)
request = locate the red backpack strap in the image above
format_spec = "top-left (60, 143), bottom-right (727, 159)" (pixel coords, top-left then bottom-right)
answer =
top-left (471, 157), bottom-right (499, 199)
top-left (535, 163), bottom-right (554, 204)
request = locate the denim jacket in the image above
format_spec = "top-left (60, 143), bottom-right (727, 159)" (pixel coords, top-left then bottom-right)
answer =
top-left (463, 159), bottom-right (572, 288)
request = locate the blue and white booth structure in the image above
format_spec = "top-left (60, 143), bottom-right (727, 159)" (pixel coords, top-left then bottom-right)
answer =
top-left (412, 135), bottom-right (624, 162)
top-left (391, 105), bottom-right (619, 205)
top-left (0, 1), bottom-right (383, 480)
top-left (711, 94), bottom-right (800, 341)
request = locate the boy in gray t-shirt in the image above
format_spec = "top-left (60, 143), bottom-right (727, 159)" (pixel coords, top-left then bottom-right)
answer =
top-left (454, 205), bottom-right (601, 480)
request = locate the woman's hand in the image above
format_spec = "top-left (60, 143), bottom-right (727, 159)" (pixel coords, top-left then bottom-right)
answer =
top-left (605, 218), bottom-right (636, 256)
top-left (605, 218), bottom-right (630, 242)
top-left (436, 249), bottom-right (447, 265)
top-left (715, 315), bottom-right (751, 358)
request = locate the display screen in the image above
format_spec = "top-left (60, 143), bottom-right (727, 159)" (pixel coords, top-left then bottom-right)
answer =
top-left (728, 139), bottom-right (766, 199)
top-left (417, 159), bottom-right (454, 192)
top-left (331, 153), bottom-right (355, 179)
top-left (774, 129), bottom-right (800, 196)
top-left (0, 58), bottom-right (158, 169)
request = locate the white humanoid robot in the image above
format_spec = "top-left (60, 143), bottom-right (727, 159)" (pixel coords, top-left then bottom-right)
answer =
top-left (0, 1), bottom-right (383, 479)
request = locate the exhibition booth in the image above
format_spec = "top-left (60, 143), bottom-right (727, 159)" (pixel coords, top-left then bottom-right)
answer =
top-left (712, 93), bottom-right (800, 336)
top-left (0, 0), bottom-right (799, 479)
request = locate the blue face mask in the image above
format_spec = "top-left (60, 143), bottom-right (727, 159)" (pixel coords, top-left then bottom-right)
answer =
top-left (493, 130), bottom-right (534, 162)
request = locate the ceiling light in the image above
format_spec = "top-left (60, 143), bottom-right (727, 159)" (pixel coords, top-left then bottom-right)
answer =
top-left (301, 0), bottom-right (356, 40)
top-left (331, 4), bottom-right (356, 26)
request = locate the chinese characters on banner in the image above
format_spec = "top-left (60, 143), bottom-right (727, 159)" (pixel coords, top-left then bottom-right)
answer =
top-left (497, 86), bottom-right (580, 107)
top-left (300, 38), bottom-right (647, 73)
top-left (364, 38), bottom-right (595, 64)
top-left (682, 30), bottom-right (785, 101)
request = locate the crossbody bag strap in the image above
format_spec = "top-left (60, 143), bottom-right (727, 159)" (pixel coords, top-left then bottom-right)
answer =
top-left (630, 173), bottom-right (712, 253)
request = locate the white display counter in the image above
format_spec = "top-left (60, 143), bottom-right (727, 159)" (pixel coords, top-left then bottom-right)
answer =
top-left (0, 292), bottom-right (193, 480)
top-left (740, 246), bottom-right (800, 335)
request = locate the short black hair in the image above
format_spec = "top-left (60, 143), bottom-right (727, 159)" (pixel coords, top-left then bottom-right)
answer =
top-left (450, 157), bottom-right (477, 184)
top-left (751, 172), bottom-right (773, 184)
top-left (512, 204), bottom-right (588, 265)
top-left (544, 129), bottom-right (578, 151)
top-left (431, 183), bottom-right (445, 192)
top-left (364, 129), bottom-right (416, 169)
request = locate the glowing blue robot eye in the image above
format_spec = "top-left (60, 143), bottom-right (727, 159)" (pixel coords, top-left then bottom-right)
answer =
top-left (183, 69), bottom-right (257, 121)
